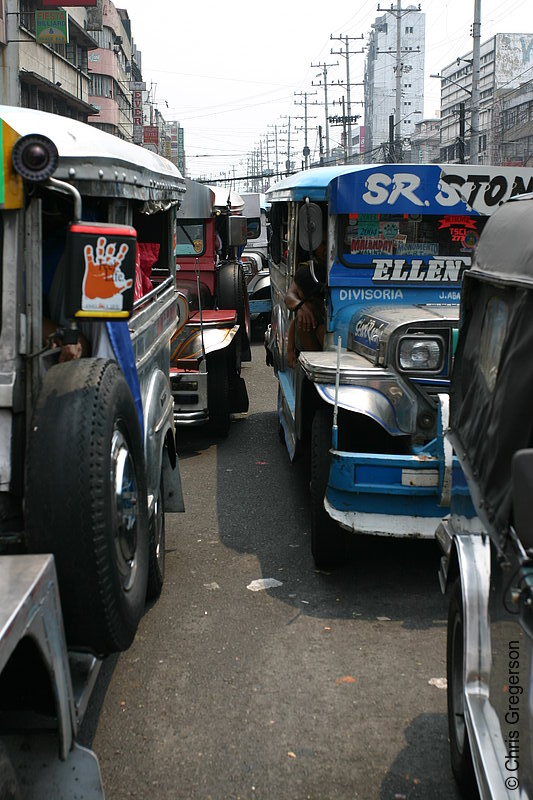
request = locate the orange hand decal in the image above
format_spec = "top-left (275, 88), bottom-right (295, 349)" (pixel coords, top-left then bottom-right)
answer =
top-left (83, 237), bottom-right (133, 302)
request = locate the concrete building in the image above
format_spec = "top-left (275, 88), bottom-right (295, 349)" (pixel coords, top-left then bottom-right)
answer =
top-left (0, 0), bottom-right (186, 166)
top-left (364, 5), bottom-right (425, 161)
top-left (168, 120), bottom-right (186, 174)
top-left (494, 81), bottom-right (533, 166)
top-left (438, 33), bottom-right (533, 164)
top-left (87, 3), bottom-right (133, 139)
top-left (1, 0), bottom-right (97, 119)
top-left (410, 118), bottom-right (441, 163)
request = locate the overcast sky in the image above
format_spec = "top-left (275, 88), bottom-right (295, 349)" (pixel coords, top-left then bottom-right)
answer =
top-left (120, 0), bottom-right (533, 180)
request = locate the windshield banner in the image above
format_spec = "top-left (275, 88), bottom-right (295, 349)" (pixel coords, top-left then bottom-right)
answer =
top-left (329, 165), bottom-right (533, 217)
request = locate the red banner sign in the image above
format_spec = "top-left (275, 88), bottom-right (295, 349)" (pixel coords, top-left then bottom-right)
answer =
top-left (143, 126), bottom-right (159, 146)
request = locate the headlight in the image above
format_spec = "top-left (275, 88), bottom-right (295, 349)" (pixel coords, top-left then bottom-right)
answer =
top-left (11, 133), bottom-right (58, 182)
top-left (398, 336), bottom-right (444, 372)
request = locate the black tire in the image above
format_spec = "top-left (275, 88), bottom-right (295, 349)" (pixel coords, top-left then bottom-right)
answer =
top-left (447, 579), bottom-right (479, 798)
top-left (206, 352), bottom-right (231, 437)
top-left (25, 359), bottom-right (149, 655)
top-left (217, 261), bottom-right (251, 361)
top-left (146, 464), bottom-right (165, 600)
top-left (0, 742), bottom-right (22, 800)
top-left (310, 409), bottom-right (346, 569)
top-left (228, 370), bottom-right (249, 414)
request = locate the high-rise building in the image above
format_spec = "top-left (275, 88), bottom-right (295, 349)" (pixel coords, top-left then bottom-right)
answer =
top-left (438, 33), bottom-right (533, 164)
top-left (364, 5), bottom-right (425, 161)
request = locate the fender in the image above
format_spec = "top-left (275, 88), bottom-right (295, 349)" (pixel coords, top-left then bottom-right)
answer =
top-left (142, 367), bottom-right (177, 513)
top-left (172, 324), bottom-right (239, 363)
top-left (436, 521), bottom-right (510, 798)
top-left (247, 271), bottom-right (270, 297)
top-left (439, 525), bottom-right (492, 691)
top-left (313, 382), bottom-right (413, 436)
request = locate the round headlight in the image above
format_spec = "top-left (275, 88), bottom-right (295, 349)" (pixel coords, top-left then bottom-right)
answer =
top-left (399, 337), bottom-right (443, 371)
top-left (12, 134), bottom-right (59, 182)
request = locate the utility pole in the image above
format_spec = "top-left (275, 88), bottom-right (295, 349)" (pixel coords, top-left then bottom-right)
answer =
top-left (330, 33), bottom-right (365, 159)
top-left (294, 91), bottom-right (317, 169)
top-left (280, 117), bottom-right (293, 175)
top-left (458, 102), bottom-right (466, 163)
top-left (470, 0), bottom-right (481, 164)
top-left (268, 124), bottom-right (280, 178)
top-left (311, 60), bottom-right (339, 160)
top-left (329, 98), bottom-right (361, 162)
top-left (388, 114), bottom-right (395, 162)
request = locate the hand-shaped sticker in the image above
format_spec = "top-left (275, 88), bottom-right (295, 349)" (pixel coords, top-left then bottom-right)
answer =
top-left (82, 236), bottom-right (133, 309)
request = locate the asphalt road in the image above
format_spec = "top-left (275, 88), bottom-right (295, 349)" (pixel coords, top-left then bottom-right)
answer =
top-left (81, 341), bottom-right (463, 800)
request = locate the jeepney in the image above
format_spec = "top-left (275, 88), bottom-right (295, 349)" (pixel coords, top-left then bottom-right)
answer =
top-left (265, 163), bottom-right (533, 569)
top-left (436, 194), bottom-right (533, 799)
top-left (242, 192), bottom-right (272, 335)
top-left (0, 105), bottom-right (186, 796)
top-left (170, 179), bottom-right (250, 437)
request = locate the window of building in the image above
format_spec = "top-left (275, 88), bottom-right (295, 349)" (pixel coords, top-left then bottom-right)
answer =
top-left (91, 26), bottom-right (114, 49)
top-left (90, 74), bottom-right (114, 98)
top-left (405, 26), bottom-right (413, 34)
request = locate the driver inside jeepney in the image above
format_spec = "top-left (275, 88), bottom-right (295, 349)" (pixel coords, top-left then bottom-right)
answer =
top-left (285, 238), bottom-right (327, 368)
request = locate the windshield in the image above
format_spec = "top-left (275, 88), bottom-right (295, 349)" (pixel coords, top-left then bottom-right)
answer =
top-left (339, 212), bottom-right (489, 265)
top-left (176, 220), bottom-right (206, 256)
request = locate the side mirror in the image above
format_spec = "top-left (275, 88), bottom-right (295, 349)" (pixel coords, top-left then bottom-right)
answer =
top-left (298, 202), bottom-right (322, 252)
top-left (511, 449), bottom-right (533, 551)
top-left (227, 216), bottom-right (247, 247)
top-left (64, 221), bottom-right (137, 320)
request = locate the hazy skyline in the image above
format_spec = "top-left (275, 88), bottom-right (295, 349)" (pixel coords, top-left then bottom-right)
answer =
top-left (120, 0), bottom-right (533, 179)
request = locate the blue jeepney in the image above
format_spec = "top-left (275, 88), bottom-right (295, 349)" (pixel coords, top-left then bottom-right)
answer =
top-left (265, 163), bottom-right (533, 568)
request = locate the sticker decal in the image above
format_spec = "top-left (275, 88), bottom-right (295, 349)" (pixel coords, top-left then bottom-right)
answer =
top-left (82, 236), bottom-right (133, 311)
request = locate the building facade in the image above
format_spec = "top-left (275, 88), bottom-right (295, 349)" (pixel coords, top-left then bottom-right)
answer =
top-left (439, 33), bottom-right (533, 164)
top-left (87, 3), bottom-right (133, 138)
top-left (1, 0), bottom-right (97, 119)
top-left (364, 5), bottom-right (425, 161)
top-left (410, 118), bottom-right (441, 163)
top-left (495, 82), bottom-right (533, 166)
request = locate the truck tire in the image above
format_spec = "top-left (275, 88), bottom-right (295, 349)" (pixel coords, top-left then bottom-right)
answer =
top-left (25, 359), bottom-right (149, 655)
top-left (206, 352), bottom-right (231, 437)
top-left (310, 409), bottom-right (345, 569)
top-left (146, 465), bottom-right (165, 601)
top-left (0, 743), bottom-right (22, 800)
top-left (447, 579), bottom-right (479, 798)
top-left (217, 261), bottom-right (251, 362)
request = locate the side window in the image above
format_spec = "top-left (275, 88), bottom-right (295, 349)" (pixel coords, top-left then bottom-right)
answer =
top-left (269, 202), bottom-right (289, 270)
top-left (479, 296), bottom-right (509, 392)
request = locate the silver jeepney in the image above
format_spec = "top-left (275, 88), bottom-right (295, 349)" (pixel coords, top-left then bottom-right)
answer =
top-left (0, 105), bottom-right (187, 796)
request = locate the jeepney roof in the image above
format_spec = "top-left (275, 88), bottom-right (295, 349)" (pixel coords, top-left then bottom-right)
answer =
top-left (266, 163), bottom-right (533, 217)
top-left (469, 193), bottom-right (533, 286)
top-left (265, 165), bottom-right (360, 202)
top-left (208, 185), bottom-right (245, 213)
top-left (0, 105), bottom-right (185, 204)
top-left (176, 178), bottom-right (215, 219)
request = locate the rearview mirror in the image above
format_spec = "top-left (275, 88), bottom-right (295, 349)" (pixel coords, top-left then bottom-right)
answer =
top-left (511, 449), bottom-right (533, 551)
top-left (298, 202), bottom-right (322, 252)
